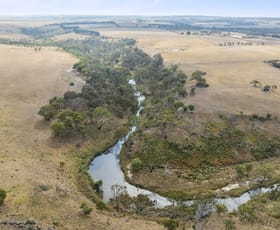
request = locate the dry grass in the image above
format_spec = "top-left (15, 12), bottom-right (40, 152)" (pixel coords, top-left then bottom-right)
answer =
top-left (51, 32), bottom-right (90, 41)
top-left (100, 30), bottom-right (280, 116)
top-left (0, 44), bottom-right (163, 229)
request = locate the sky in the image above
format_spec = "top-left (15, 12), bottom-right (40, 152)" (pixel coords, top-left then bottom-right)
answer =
top-left (0, 0), bottom-right (279, 17)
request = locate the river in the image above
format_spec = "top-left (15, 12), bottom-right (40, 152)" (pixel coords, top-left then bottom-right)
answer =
top-left (88, 79), bottom-right (279, 216)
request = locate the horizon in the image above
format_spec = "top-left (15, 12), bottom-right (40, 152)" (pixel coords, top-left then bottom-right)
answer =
top-left (0, 14), bottom-right (280, 19)
top-left (0, 0), bottom-right (279, 18)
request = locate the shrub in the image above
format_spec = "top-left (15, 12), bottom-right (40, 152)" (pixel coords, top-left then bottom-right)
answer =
top-left (131, 158), bottom-right (143, 172)
top-left (80, 202), bottom-right (93, 215)
top-left (224, 218), bottom-right (236, 230)
top-left (216, 203), bottom-right (227, 214)
top-left (238, 204), bottom-right (257, 223)
top-left (188, 105), bottom-right (195, 112)
top-left (174, 101), bottom-right (184, 109)
top-left (162, 219), bottom-right (178, 230)
top-left (190, 87), bottom-right (196, 96)
top-left (269, 186), bottom-right (280, 201)
top-left (0, 189), bottom-right (6, 205)
top-left (96, 200), bottom-right (107, 210)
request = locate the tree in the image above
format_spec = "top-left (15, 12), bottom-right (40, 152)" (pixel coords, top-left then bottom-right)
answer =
top-left (38, 104), bottom-right (57, 121)
top-left (88, 107), bottom-right (111, 130)
top-left (134, 194), bottom-right (154, 214)
top-left (51, 121), bottom-right (66, 136)
top-left (93, 180), bottom-right (103, 193)
top-left (38, 97), bottom-right (64, 121)
top-left (56, 109), bottom-right (85, 132)
top-left (111, 184), bottom-right (127, 212)
top-left (152, 54), bottom-right (163, 67)
top-left (191, 71), bottom-right (209, 88)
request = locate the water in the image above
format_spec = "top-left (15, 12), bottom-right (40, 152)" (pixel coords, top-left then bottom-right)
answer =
top-left (215, 184), bottom-right (279, 212)
top-left (88, 79), bottom-right (279, 214)
top-left (88, 79), bottom-right (173, 208)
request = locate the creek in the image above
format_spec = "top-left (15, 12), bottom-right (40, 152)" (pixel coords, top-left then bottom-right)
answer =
top-left (88, 79), bottom-right (278, 217)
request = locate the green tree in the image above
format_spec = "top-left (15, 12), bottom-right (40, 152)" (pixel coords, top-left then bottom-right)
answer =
top-left (152, 54), bottom-right (163, 67)
top-left (38, 104), bottom-right (57, 121)
top-left (56, 109), bottom-right (85, 133)
top-left (51, 121), bottom-right (66, 136)
top-left (88, 107), bottom-right (111, 130)
top-left (93, 180), bottom-right (103, 193)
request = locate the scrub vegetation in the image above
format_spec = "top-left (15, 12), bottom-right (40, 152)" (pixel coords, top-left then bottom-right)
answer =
top-left (0, 17), bottom-right (280, 230)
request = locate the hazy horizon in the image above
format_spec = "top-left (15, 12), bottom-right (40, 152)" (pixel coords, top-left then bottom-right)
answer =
top-left (0, 0), bottom-right (279, 18)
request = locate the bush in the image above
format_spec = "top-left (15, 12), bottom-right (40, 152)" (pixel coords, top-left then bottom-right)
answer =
top-left (0, 189), bottom-right (6, 205)
top-left (224, 218), bottom-right (236, 230)
top-left (174, 101), bottom-right (184, 109)
top-left (162, 219), bottom-right (178, 230)
top-left (269, 186), bottom-right (280, 201)
top-left (188, 105), bottom-right (195, 112)
top-left (80, 202), bottom-right (93, 215)
top-left (96, 200), bottom-right (107, 210)
top-left (131, 158), bottom-right (143, 172)
top-left (238, 204), bottom-right (257, 223)
top-left (216, 203), bottom-right (227, 214)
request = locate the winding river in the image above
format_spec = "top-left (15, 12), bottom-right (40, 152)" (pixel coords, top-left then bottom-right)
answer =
top-left (88, 79), bottom-right (279, 216)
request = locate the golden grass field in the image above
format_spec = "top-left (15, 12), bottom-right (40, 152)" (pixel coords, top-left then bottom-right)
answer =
top-left (0, 44), bottom-right (163, 229)
top-left (0, 26), bottom-right (279, 229)
top-left (99, 30), bottom-right (280, 116)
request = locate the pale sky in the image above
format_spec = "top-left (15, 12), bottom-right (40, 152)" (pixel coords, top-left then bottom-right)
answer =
top-left (0, 0), bottom-right (279, 17)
